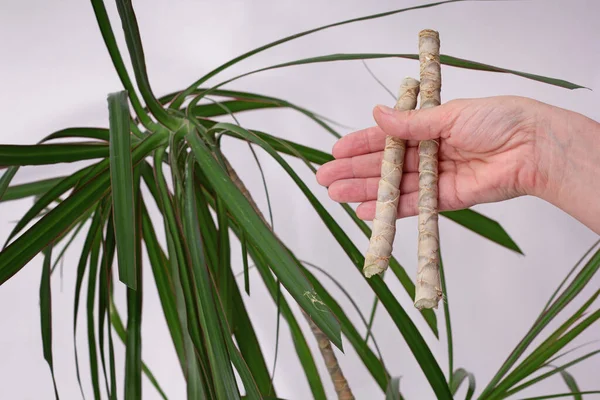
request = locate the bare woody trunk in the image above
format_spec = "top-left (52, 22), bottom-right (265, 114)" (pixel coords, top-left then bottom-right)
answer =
top-left (414, 29), bottom-right (443, 310)
top-left (223, 158), bottom-right (355, 400)
top-left (363, 77), bottom-right (420, 278)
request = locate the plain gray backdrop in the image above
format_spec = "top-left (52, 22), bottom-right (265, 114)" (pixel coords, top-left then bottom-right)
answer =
top-left (1, 0), bottom-right (599, 399)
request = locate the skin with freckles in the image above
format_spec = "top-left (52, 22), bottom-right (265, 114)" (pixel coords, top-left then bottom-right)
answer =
top-left (316, 95), bottom-right (600, 235)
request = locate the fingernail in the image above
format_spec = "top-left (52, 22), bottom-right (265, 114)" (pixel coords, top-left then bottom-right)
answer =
top-left (375, 104), bottom-right (395, 115)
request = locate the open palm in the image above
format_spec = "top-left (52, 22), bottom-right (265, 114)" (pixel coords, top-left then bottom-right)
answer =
top-left (316, 96), bottom-right (542, 220)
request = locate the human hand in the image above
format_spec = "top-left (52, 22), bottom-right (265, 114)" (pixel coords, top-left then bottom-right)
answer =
top-left (316, 96), bottom-right (545, 220)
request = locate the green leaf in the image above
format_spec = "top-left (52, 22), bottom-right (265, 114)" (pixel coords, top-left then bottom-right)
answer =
top-left (0, 166), bottom-right (19, 201)
top-left (0, 143), bottom-right (108, 166)
top-left (73, 207), bottom-right (104, 398)
top-left (98, 217), bottom-right (117, 399)
top-left (42, 127), bottom-right (110, 143)
top-left (506, 350), bottom-right (600, 397)
top-left (114, 0), bottom-right (179, 130)
top-left (170, 0), bottom-right (491, 108)
top-left (482, 247), bottom-right (600, 397)
top-left (246, 244), bottom-right (327, 400)
top-left (450, 368), bottom-right (476, 400)
top-left (241, 231), bottom-right (250, 295)
top-left (519, 391), bottom-right (600, 400)
top-left (0, 176), bottom-right (66, 203)
top-left (4, 165), bottom-right (94, 249)
top-left (192, 99), bottom-right (280, 117)
top-left (214, 53), bottom-right (584, 92)
top-left (385, 377), bottom-right (402, 400)
top-left (557, 369), bottom-right (582, 400)
top-left (87, 230), bottom-right (103, 400)
top-left (110, 301), bottom-right (169, 400)
top-left (40, 246), bottom-right (59, 399)
top-left (124, 174), bottom-right (143, 400)
top-left (441, 209), bottom-right (522, 254)
top-left (149, 149), bottom-right (212, 400)
top-left (192, 182), bottom-right (274, 397)
top-left (182, 156), bottom-right (240, 400)
top-left (0, 129), bottom-right (166, 285)
top-left (439, 250), bottom-right (454, 386)
top-left (90, 0), bottom-right (153, 128)
top-left (141, 206), bottom-right (186, 371)
top-left (210, 122), bottom-right (450, 398)
top-left (108, 91), bottom-right (137, 289)
top-left (216, 197), bottom-right (233, 325)
top-left (186, 125), bottom-right (342, 350)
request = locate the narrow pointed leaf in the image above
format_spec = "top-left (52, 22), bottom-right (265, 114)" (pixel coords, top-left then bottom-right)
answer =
top-left (0, 176), bottom-right (66, 203)
top-left (0, 166), bottom-right (19, 201)
top-left (87, 231), bottom-right (103, 400)
top-left (42, 127), bottom-right (110, 143)
top-left (519, 391), bottom-right (600, 400)
top-left (108, 91), bottom-right (137, 289)
top-left (182, 157), bottom-right (240, 400)
top-left (210, 123), bottom-right (449, 398)
top-left (482, 247), bottom-right (600, 397)
top-left (186, 126), bottom-right (342, 349)
top-left (124, 176), bottom-right (143, 400)
top-left (214, 53), bottom-right (584, 92)
top-left (441, 209), bottom-right (522, 254)
top-left (40, 246), bottom-right (60, 399)
top-left (0, 143), bottom-right (108, 166)
top-left (110, 301), bottom-right (169, 400)
top-left (90, 0), bottom-right (153, 128)
top-left (450, 368), bottom-right (476, 400)
top-left (114, 0), bottom-right (179, 130)
top-left (171, 0), bottom-right (498, 107)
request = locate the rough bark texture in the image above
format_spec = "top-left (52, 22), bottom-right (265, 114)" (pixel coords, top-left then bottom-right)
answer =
top-left (415, 29), bottom-right (443, 310)
top-left (363, 77), bottom-right (420, 278)
top-left (223, 157), bottom-right (354, 399)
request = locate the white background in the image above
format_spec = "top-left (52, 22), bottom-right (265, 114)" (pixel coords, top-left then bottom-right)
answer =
top-left (1, 0), bottom-right (599, 399)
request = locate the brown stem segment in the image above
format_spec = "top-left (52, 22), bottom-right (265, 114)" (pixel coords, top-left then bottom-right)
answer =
top-left (223, 157), bottom-right (354, 399)
top-left (363, 77), bottom-right (420, 278)
top-left (415, 29), bottom-right (443, 310)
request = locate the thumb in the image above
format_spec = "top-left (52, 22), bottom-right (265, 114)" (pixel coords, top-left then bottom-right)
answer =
top-left (373, 104), bottom-right (449, 141)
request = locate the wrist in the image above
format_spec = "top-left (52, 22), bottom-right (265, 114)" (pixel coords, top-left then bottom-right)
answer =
top-left (531, 101), bottom-right (600, 233)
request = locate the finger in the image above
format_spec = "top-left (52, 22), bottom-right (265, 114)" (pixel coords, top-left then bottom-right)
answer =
top-left (373, 103), bottom-right (454, 141)
top-left (328, 173), bottom-right (419, 203)
top-left (316, 152), bottom-right (383, 187)
top-left (331, 126), bottom-right (386, 159)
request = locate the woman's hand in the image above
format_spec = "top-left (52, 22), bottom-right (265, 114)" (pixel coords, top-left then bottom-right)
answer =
top-left (317, 96), bottom-right (545, 220)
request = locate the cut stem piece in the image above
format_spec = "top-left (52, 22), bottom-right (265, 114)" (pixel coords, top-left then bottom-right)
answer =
top-left (415, 29), bottom-right (442, 310)
top-left (363, 77), bottom-right (420, 278)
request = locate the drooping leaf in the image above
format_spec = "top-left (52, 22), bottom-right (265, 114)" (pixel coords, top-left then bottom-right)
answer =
top-left (182, 156), bottom-right (241, 400)
top-left (481, 247), bottom-right (600, 397)
top-left (0, 128), bottom-right (167, 286)
top-left (124, 172), bottom-right (143, 400)
top-left (441, 209), bottom-right (522, 254)
top-left (108, 91), bottom-right (137, 289)
top-left (209, 122), bottom-right (450, 398)
top-left (40, 246), bottom-right (60, 399)
top-left (186, 125), bottom-right (342, 349)
top-left (87, 230), bottom-right (103, 400)
top-left (450, 368), bottom-right (476, 400)
top-left (42, 127), bottom-right (110, 143)
top-left (170, 0), bottom-right (518, 108)
top-left (213, 53), bottom-right (584, 93)
top-left (0, 166), bottom-right (19, 201)
top-left (110, 301), bottom-right (169, 400)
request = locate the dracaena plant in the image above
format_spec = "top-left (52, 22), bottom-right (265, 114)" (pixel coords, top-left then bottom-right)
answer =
top-left (1, 1), bottom-right (598, 399)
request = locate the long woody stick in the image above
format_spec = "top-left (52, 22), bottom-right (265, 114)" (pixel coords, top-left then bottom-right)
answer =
top-left (414, 29), bottom-right (443, 310)
top-left (363, 77), bottom-right (420, 278)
